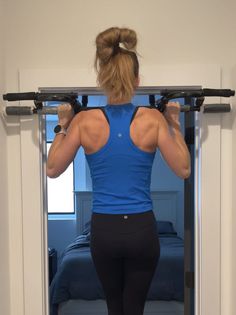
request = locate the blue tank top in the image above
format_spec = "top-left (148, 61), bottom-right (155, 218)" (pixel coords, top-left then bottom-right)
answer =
top-left (85, 103), bottom-right (156, 214)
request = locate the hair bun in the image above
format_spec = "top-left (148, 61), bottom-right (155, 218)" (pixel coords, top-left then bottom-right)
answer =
top-left (119, 28), bottom-right (137, 50)
top-left (95, 27), bottom-right (137, 64)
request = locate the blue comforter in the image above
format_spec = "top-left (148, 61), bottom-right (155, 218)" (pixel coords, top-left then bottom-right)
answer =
top-left (50, 225), bottom-right (184, 315)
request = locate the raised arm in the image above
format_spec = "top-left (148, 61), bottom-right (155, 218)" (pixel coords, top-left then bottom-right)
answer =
top-left (46, 104), bottom-right (81, 178)
top-left (156, 102), bottom-right (191, 179)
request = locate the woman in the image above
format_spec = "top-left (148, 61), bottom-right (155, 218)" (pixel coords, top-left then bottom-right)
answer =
top-left (47, 27), bottom-right (190, 315)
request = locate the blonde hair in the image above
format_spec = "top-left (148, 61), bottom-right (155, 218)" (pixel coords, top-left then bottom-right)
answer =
top-left (94, 27), bottom-right (139, 102)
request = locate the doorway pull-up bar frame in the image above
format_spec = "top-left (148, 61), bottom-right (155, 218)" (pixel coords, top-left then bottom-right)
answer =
top-left (2, 87), bottom-right (235, 116)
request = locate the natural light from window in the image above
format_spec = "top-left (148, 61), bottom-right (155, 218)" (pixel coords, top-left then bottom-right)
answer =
top-left (47, 143), bottom-right (74, 214)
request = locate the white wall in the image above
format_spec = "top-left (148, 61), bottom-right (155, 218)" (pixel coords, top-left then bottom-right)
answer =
top-left (4, 0), bottom-right (236, 90)
top-left (1, 0), bottom-right (236, 315)
top-left (0, 0), bottom-right (10, 314)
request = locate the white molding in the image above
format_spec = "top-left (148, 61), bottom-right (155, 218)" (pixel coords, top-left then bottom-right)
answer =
top-left (199, 113), bottom-right (221, 315)
top-left (12, 65), bottom-right (222, 315)
top-left (19, 115), bottom-right (48, 315)
top-left (231, 66), bottom-right (236, 315)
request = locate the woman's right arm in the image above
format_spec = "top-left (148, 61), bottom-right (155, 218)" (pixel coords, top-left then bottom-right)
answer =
top-left (156, 102), bottom-right (191, 179)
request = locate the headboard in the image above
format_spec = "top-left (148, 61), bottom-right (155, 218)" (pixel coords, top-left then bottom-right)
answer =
top-left (75, 191), bottom-right (180, 236)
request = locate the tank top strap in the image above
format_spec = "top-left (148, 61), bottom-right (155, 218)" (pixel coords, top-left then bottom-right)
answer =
top-left (103, 103), bottom-right (136, 137)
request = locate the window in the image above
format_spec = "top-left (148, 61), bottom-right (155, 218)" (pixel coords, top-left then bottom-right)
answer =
top-left (46, 142), bottom-right (75, 214)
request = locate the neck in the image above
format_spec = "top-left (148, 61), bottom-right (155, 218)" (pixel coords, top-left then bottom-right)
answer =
top-left (108, 97), bottom-right (132, 105)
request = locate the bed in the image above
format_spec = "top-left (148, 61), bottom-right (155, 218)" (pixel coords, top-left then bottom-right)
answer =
top-left (50, 219), bottom-right (184, 315)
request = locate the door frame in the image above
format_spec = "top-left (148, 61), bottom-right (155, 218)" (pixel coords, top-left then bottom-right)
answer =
top-left (8, 65), bottom-right (223, 315)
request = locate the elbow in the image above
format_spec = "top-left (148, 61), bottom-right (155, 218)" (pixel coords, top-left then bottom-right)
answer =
top-left (179, 167), bottom-right (191, 179)
top-left (46, 160), bottom-right (69, 178)
top-left (46, 159), bottom-right (63, 178)
top-left (178, 156), bottom-right (191, 179)
top-left (46, 167), bottom-right (60, 178)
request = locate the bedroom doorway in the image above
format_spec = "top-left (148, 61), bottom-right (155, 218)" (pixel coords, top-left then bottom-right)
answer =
top-left (44, 86), bottom-right (196, 315)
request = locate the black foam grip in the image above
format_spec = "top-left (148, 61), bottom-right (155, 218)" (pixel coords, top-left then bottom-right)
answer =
top-left (36, 93), bottom-right (79, 103)
top-left (203, 103), bottom-right (231, 113)
top-left (5, 106), bottom-right (33, 115)
top-left (40, 106), bottom-right (58, 115)
top-left (3, 92), bottom-right (36, 101)
top-left (203, 89), bottom-right (235, 97)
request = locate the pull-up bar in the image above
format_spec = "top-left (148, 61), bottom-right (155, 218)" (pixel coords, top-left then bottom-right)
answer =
top-left (2, 87), bottom-right (235, 115)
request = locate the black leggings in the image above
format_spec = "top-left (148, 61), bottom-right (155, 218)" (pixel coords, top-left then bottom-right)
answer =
top-left (90, 210), bottom-right (160, 315)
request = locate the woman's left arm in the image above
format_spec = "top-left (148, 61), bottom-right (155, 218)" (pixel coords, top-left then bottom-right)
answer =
top-left (46, 104), bottom-right (81, 178)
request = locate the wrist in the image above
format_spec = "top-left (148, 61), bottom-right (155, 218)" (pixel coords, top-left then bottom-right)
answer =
top-left (58, 118), bottom-right (72, 129)
top-left (58, 122), bottom-right (69, 129)
top-left (54, 124), bottom-right (67, 135)
top-left (169, 121), bottom-right (181, 129)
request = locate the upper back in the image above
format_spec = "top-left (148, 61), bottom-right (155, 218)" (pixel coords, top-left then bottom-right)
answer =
top-left (78, 105), bottom-right (160, 155)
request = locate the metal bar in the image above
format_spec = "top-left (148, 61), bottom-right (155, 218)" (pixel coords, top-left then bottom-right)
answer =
top-left (184, 97), bottom-right (195, 315)
top-left (4, 104), bottom-right (199, 116)
top-left (3, 86), bottom-right (234, 115)
top-left (39, 86), bottom-right (202, 95)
